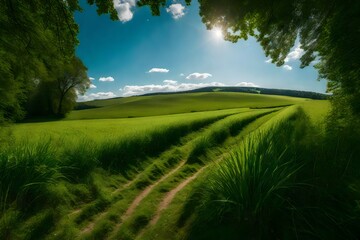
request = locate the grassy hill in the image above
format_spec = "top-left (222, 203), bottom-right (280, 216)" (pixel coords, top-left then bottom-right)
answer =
top-left (69, 92), bottom-right (308, 120)
top-left (143, 86), bottom-right (329, 100)
top-left (2, 92), bottom-right (344, 240)
top-left (12, 108), bottom-right (247, 144)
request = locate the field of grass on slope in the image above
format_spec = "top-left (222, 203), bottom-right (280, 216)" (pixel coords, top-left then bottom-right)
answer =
top-left (68, 92), bottom-right (307, 120)
top-left (0, 91), bottom-right (333, 240)
top-left (0, 107), bottom-right (276, 239)
top-left (11, 108), bottom-right (247, 144)
top-left (300, 100), bottom-right (331, 123)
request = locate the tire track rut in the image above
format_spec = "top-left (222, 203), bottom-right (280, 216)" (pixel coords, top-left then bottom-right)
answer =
top-left (106, 161), bottom-right (186, 239)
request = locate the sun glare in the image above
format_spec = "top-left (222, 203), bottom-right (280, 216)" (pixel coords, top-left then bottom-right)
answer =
top-left (212, 27), bottom-right (223, 40)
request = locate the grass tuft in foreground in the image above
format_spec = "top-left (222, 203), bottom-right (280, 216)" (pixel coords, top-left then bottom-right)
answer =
top-left (0, 142), bottom-right (61, 210)
top-left (196, 118), bottom-right (304, 239)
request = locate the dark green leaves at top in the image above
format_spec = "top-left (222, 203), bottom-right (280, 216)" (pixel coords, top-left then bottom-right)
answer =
top-left (87, 0), bottom-right (118, 20)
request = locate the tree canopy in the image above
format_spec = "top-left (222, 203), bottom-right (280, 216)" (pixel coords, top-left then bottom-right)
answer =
top-left (26, 57), bottom-right (89, 117)
top-left (0, 0), bottom-right (85, 121)
top-left (55, 57), bottom-right (89, 115)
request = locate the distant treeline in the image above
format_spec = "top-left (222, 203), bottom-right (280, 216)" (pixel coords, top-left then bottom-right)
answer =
top-left (143, 87), bottom-right (329, 100)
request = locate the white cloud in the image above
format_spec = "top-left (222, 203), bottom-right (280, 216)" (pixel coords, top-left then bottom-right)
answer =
top-left (89, 77), bottom-right (95, 81)
top-left (77, 95), bottom-right (90, 102)
top-left (148, 68), bottom-right (169, 73)
top-left (90, 92), bottom-right (117, 99)
top-left (163, 80), bottom-right (178, 85)
top-left (285, 44), bottom-right (304, 63)
top-left (99, 76), bottom-right (115, 82)
top-left (311, 59), bottom-right (320, 65)
top-left (235, 82), bottom-right (259, 87)
top-left (283, 65), bottom-right (293, 71)
top-left (180, 73), bottom-right (185, 76)
top-left (166, 3), bottom-right (186, 19)
top-left (77, 92), bottom-right (117, 102)
top-left (122, 81), bottom-right (225, 96)
top-left (113, 0), bottom-right (137, 22)
top-left (186, 72), bottom-right (212, 80)
top-left (90, 84), bottom-right (97, 89)
top-left (265, 59), bottom-right (272, 63)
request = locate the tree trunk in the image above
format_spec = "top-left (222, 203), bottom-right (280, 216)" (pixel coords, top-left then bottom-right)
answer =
top-left (58, 93), bottom-right (64, 115)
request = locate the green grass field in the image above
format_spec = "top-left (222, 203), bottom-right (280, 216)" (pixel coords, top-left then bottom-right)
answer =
top-left (12, 108), bottom-right (248, 144)
top-left (68, 92), bottom-right (307, 120)
top-left (5, 92), bottom-right (358, 240)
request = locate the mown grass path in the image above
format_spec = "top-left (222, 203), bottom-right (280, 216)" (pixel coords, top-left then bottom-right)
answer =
top-left (44, 111), bottom-right (241, 239)
top-left (73, 112), bottom-right (246, 239)
top-left (117, 161), bottom-right (185, 227)
top-left (134, 165), bottom-right (209, 240)
top-left (149, 165), bottom-right (207, 226)
top-left (138, 106), bottom-right (300, 240)
top-left (46, 108), bottom-right (280, 240)
top-left (104, 110), bottom-right (280, 240)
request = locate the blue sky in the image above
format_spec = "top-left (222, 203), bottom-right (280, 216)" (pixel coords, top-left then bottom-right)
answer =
top-left (75, 0), bottom-right (327, 101)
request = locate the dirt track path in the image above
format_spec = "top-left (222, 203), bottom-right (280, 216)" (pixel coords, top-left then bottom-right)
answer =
top-left (137, 110), bottom-right (282, 237)
top-left (149, 166), bottom-right (206, 226)
top-left (111, 177), bottom-right (137, 195)
top-left (122, 161), bottom-right (185, 221)
top-left (106, 161), bottom-right (186, 239)
top-left (78, 177), bottom-right (138, 235)
top-left (79, 161), bottom-right (185, 238)
top-left (80, 211), bottom-right (107, 235)
top-left (134, 165), bottom-right (208, 240)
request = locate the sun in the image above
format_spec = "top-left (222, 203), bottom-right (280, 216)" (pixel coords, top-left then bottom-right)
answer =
top-left (212, 27), bottom-right (223, 40)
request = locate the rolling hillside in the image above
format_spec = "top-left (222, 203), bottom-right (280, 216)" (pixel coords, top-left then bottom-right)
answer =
top-left (143, 86), bottom-right (329, 100)
top-left (2, 92), bottom-right (338, 240)
top-left (70, 92), bottom-right (308, 120)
